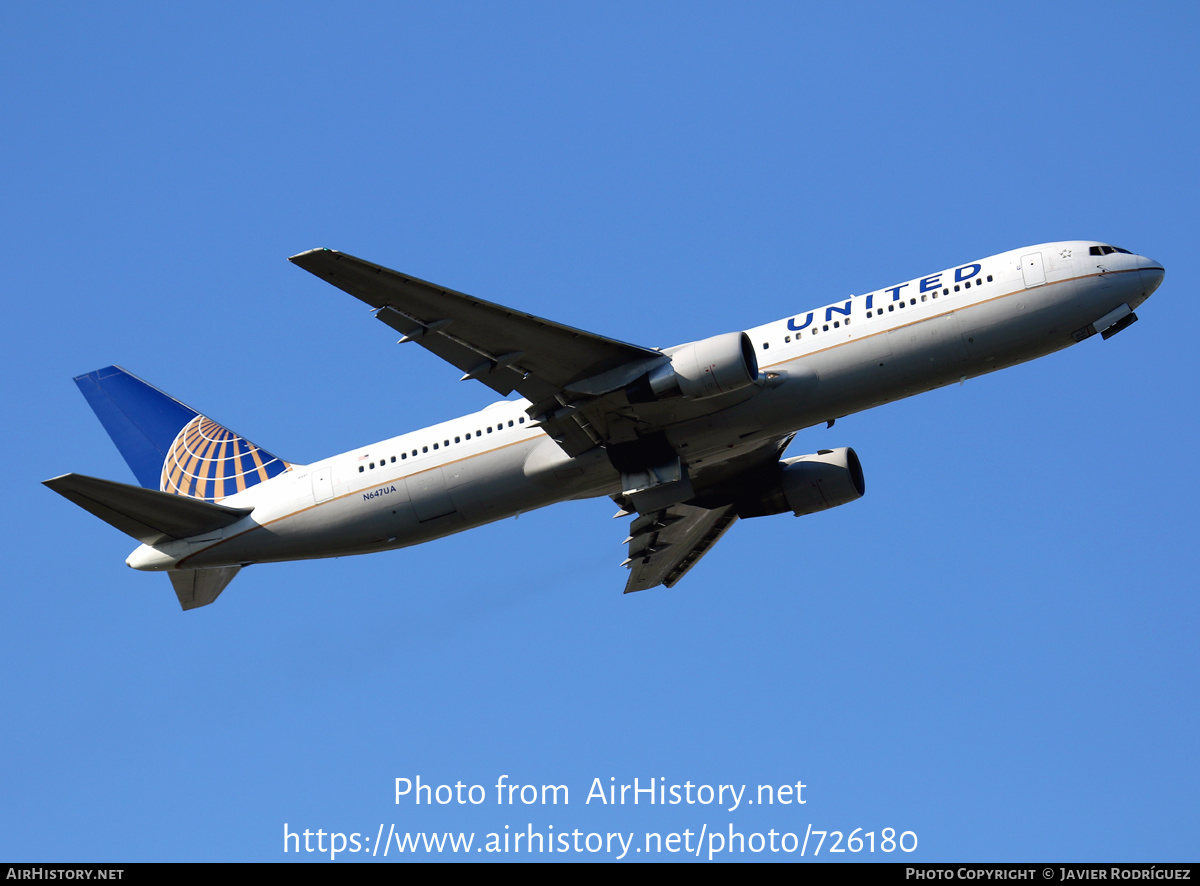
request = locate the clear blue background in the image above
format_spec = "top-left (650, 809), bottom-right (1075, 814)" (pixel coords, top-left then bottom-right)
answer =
top-left (4, 1), bottom-right (1197, 862)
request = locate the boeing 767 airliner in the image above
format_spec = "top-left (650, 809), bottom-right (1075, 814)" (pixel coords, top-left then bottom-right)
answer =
top-left (45, 241), bottom-right (1164, 609)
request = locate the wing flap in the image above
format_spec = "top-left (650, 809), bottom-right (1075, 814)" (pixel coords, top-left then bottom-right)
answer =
top-left (44, 473), bottom-right (253, 546)
top-left (623, 503), bottom-right (738, 594)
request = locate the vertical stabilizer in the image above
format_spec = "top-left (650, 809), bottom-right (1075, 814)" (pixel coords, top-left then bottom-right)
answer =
top-left (74, 366), bottom-right (289, 502)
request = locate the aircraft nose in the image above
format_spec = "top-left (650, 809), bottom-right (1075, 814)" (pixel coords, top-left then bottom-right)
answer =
top-left (1138, 256), bottom-right (1165, 298)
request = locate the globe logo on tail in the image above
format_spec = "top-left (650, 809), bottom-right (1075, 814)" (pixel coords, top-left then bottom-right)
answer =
top-left (160, 415), bottom-right (290, 503)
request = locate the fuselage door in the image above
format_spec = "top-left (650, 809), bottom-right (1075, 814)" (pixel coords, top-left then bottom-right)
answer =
top-left (1021, 251), bottom-right (1047, 288)
top-left (311, 466), bottom-right (333, 503)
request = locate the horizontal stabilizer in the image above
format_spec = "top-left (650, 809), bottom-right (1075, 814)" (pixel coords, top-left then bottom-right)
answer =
top-left (43, 473), bottom-right (253, 546)
top-left (169, 566), bottom-right (241, 611)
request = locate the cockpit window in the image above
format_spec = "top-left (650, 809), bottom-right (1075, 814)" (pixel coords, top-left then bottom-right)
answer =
top-left (1089, 245), bottom-right (1133, 256)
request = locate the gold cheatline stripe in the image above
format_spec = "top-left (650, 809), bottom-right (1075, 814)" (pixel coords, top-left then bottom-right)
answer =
top-left (175, 434), bottom-right (536, 568)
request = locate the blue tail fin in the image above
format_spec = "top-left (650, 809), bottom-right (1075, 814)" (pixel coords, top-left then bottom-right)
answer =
top-left (74, 366), bottom-right (290, 502)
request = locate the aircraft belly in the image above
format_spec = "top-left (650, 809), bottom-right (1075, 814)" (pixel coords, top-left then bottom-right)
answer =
top-left (722, 283), bottom-right (1096, 443)
top-left (516, 275), bottom-right (1129, 477)
top-left (885, 311), bottom-right (969, 381)
top-left (958, 279), bottom-right (1081, 366)
top-left (185, 490), bottom-right (423, 566)
top-left (183, 436), bottom-right (615, 567)
top-left (522, 440), bottom-right (620, 496)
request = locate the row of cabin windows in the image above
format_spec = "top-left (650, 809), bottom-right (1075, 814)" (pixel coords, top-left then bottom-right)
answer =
top-left (765, 274), bottom-right (995, 348)
top-left (358, 416), bottom-right (526, 472)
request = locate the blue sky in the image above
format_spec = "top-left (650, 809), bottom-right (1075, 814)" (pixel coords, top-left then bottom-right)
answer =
top-left (4, 1), bottom-right (1198, 862)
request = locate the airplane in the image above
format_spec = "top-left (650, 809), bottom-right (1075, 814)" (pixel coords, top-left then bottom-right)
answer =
top-left (44, 241), bottom-right (1164, 610)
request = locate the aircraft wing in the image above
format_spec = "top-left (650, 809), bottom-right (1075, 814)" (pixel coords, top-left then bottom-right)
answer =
top-left (618, 431), bottom-right (794, 592)
top-left (622, 503), bottom-right (739, 593)
top-left (289, 249), bottom-right (668, 455)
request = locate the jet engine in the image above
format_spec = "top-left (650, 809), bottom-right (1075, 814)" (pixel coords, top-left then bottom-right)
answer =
top-left (735, 447), bottom-right (865, 518)
top-left (627, 331), bottom-right (759, 402)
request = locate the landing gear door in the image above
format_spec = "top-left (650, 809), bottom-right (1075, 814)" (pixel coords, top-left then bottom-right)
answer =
top-left (1021, 251), bottom-right (1046, 288)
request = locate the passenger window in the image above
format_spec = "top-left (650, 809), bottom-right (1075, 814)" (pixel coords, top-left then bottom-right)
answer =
top-left (455, 436), bottom-right (460, 444)
top-left (358, 466), bottom-right (364, 473)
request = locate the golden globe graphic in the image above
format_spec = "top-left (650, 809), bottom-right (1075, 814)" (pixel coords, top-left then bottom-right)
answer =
top-left (159, 415), bottom-right (289, 502)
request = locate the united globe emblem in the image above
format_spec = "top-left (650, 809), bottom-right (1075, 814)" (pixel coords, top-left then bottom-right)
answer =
top-left (160, 415), bottom-right (289, 502)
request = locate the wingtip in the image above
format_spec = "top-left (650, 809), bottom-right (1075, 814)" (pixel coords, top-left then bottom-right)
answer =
top-left (288, 248), bottom-right (337, 264)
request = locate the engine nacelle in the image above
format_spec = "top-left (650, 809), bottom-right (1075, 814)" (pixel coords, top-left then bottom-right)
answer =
top-left (736, 447), bottom-right (865, 518)
top-left (633, 331), bottom-right (759, 401)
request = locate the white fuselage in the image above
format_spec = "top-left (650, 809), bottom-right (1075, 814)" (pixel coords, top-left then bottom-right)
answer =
top-left (126, 241), bottom-right (1163, 572)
